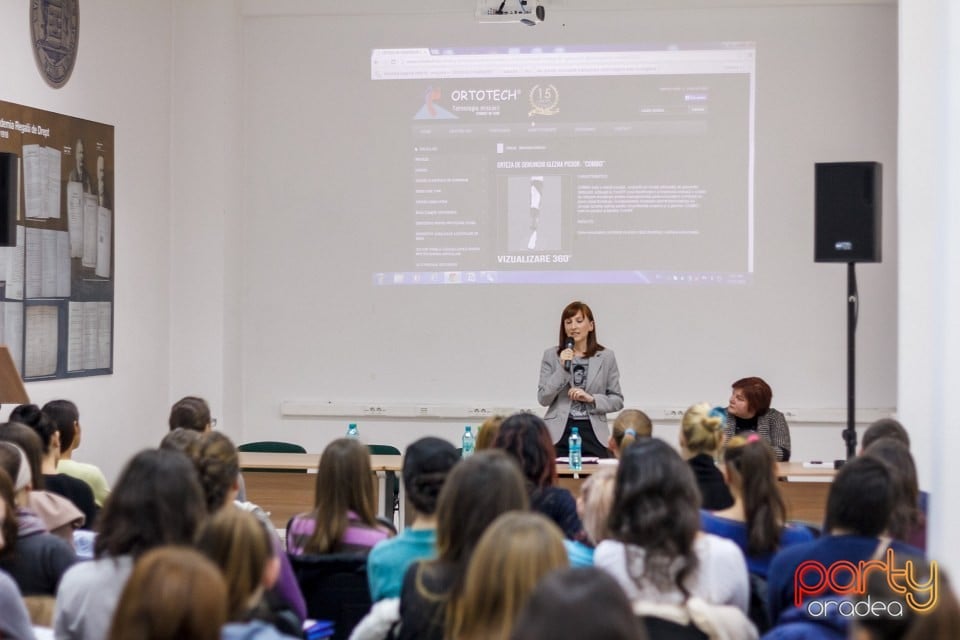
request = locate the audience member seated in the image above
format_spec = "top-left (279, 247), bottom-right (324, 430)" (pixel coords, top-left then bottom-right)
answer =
top-left (680, 403), bottom-right (734, 510)
top-left (107, 547), bottom-right (227, 640)
top-left (43, 400), bottom-right (111, 508)
top-left (860, 417), bottom-right (910, 452)
top-left (760, 595), bottom-right (849, 640)
top-left (0, 423), bottom-right (83, 541)
top-left (287, 438), bottom-right (392, 556)
top-left (848, 557), bottom-right (960, 640)
top-left (54, 449), bottom-right (207, 640)
top-left (492, 412), bottom-right (587, 542)
top-left (0, 467), bottom-right (43, 640)
top-left (702, 432), bottom-right (815, 633)
top-left (0, 577), bottom-right (33, 639)
top-left (395, 450), bottom-right (528, 640)
top-left (510, 566), bottom-right (648, 640)
top-left (189, 431), bottom-right (306, 623)
top-left (766, 456), bottom-right (924, 626)
top-left (367, 437), bottom-right (459, 602)
top-left (722, 377), bottom-right (791, 461)
top-left (168, 395), bottom-right (247, 501)
top-left (447, 512), bottom-right (568, 640)
top-left (861, 438), bottom-right (925, 550)
top-left (701, 432), bottom-right (815, 578)
top-left (608, 408), bottom-right (652, 458)
top-left (168, 395), bottom-right (215, 433)
top-left (763, 555), bottom-right (954, 640)
top-left (9, 405), bottom-right (97, 530)
top-left (159, 426), bottom-right (202, 454)
top-left (0, 442), bottom-right (76, 596)
top-left (475, 415), bottom-right (505, 451)
top-left (197, 508), bottom-right (302, 639)
top-left (567, 466), bottom-right (617, 566)
top-left (860, 418), bottom-right (927, 550)
top-left (595, 438), bottom-right (754, 638)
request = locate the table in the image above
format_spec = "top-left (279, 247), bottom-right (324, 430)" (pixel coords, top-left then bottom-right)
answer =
top-left (239, 453), bottom-right (834, 530)
top-left (239, 452), bottom-right (401, 529)
top-left (774, 461), bottom-right (836, 526)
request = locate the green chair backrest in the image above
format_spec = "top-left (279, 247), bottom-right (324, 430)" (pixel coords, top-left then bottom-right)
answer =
top-left (366, 444), bottom-right (401, 456)
top-left (238, 441), bottom-right (307, 454)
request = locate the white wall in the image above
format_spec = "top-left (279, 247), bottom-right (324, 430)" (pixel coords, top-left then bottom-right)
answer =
top-left (169, 1), bottom-right (245, 433)
top-left (0, 2), bottom-right (176, 482)
top-left (898, 0), bottom-right (960, 574)
top-left (234, 0), bottom-right (899, 462)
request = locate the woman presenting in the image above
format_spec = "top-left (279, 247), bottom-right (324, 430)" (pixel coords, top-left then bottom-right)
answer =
top-left (538, 301), bottom-right (623, 458)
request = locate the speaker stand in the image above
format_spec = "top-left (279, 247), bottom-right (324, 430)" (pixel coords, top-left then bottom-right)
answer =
top-left (843, 262), bottom-right (859, 460)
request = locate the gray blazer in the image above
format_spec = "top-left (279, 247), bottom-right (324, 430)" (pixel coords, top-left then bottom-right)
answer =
top-left (538, 346), bottom-right (624, 444)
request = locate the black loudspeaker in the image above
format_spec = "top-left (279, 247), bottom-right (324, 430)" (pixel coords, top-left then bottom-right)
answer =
top-left (0, 152), bottom-right (17, 248)
top-left (814, 162), bottom-right (882, 263)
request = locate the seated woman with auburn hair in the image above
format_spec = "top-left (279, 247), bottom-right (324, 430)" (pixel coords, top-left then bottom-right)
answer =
top-left (492, 412), bottom-right (586, 543)
top-left (722, 376), bottom-right (791, 461)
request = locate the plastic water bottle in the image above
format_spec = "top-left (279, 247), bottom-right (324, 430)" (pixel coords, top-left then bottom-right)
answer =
top-left (461, 425), bottom-right (475, 458)
top-left (346, 422), bottom-right (360, 439)
top-left (569, 426), bottom-right (582, 471)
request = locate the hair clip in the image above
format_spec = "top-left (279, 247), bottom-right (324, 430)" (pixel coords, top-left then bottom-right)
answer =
top-left (746, 433), bottom-right (761, 443)
top-left (624, 428), bottom-right (637, 438)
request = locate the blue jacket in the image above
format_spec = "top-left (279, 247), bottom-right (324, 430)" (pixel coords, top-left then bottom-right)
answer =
top-left (761, 598), bottom-right (848, 640)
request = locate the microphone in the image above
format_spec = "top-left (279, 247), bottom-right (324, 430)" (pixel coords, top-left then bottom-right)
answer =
top-left (563, 337), bottom-right (574, 372)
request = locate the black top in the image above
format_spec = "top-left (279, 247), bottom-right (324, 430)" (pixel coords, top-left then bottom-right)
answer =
top-left (0, 528), bottom-right (76, 596)
top-left (530, 485), bottom-right (588, 543)
top-left (733, 414), bottom-right (760, 433)
top-left (43, 473), bottom-right (98, 530)
top-left (687, 454), bottom-right (734, 511)
top-left (397, 561), bottom-right (456, 640)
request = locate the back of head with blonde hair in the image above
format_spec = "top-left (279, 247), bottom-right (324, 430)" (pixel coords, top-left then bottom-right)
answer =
top-left (475, 415), bottom-right (505, 451)
top-left (681, 402), bottom-right (725, 456)
top-left (611, 409), bottom-right (653, 453)
top-left (448, 511), bottom-right (569, 640)
top-left (578, 466), bottom-right (617, 545)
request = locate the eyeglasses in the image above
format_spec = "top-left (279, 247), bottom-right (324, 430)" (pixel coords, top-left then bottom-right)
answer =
top-left (211, 418), bottom-right (218, 429)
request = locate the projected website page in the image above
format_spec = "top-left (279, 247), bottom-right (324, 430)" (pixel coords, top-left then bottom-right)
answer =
top-left (370, 43), bottom-right (755, 286)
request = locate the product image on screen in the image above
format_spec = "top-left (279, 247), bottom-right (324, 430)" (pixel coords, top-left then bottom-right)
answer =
top-left (370, 42), bottom-right (756, 286)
